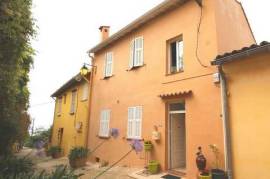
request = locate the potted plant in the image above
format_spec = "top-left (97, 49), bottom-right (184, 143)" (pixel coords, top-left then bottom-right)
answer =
top-left (196, 147), bottom-right (211, 179)
top-left (148, 160), bottom-right (159, 174)
top-left (68, 147), bottom-right (89, 168)
top-left (209, 144), bottom-right (226, 179)
top-left (144, 140), bottom-right (153, 151)
top-left (48, 146), bottom-right (62, 159)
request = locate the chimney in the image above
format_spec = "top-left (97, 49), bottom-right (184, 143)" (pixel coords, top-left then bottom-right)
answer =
top-left (99, 26), bottom-right (110, 41)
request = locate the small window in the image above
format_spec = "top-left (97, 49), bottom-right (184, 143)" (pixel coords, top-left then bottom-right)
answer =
top-left (168, 38), bottom-right (183, 74)
top-left (99, 110), bottom-right (111, 137)
top-left (70, 90), bottom-right (77, 114)
top-left (81, 82), bottom-right (89, 101)
top-left (129, 37), bottom-right (144, 69)
top-left (57, 97), bottom-right (62, 115)
top-left (127, 106), bottom-right (142, 139)
top-left (104, 52), bottom-right (113, 77)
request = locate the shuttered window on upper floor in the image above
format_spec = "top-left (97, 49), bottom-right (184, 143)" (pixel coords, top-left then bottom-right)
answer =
top-left (70, 90), bottom-right (77, 114)
top-left (81, 82), bottom-right (89, 101)
top-left (57, 97), bottom-right (62, 115)
top-left (129, 37), bottom-right (144, 69)
top-left (104, 52), bottom-right (113, 77)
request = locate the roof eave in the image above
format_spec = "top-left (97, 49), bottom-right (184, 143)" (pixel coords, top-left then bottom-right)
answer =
top-left (88, 0), bottom-right (188, 54)
top-left (211, 44), bottom-right (270, 66)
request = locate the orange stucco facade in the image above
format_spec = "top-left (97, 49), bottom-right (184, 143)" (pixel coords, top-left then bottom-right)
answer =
top-left (87, 0), bottom-right (255, 178)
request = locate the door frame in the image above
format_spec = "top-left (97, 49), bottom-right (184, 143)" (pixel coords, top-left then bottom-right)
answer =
top-left (166, 101), bottom-right (186, 170)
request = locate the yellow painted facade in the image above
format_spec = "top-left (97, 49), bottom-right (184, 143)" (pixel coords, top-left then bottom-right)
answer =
top-left (51, 75), bottom-right (90, 156)
top-left (222, 51), bottom-right (270, 179)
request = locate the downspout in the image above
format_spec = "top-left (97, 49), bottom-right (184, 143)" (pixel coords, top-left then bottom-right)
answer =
top-left (218, 66), bottom-right (233, 179)
top-left (85, 54), bottom-right (95, 148)
top-left (50, 97), bottom-right (57, 145)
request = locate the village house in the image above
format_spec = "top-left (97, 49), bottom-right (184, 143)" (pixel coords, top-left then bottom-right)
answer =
top-left (51, 73), bottom-right (90, 156)
top-left (212, 41), bottom-right (270, 179)
top-left (86, 0), bottom-right (255, 178)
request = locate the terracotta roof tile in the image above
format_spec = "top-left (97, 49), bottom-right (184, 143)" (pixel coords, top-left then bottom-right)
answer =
top-left (212, 41), bottom-right (270, 65)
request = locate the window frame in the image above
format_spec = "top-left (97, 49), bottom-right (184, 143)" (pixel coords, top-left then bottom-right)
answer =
top-left (127, 106), bottom-right (143, 139)
top-left (99, 109), bottom-right (111, 138)
top-left (167, 36), bottom-right (184, 75)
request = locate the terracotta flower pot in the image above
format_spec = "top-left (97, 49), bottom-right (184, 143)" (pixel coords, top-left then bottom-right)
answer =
top-left (69, 157), bottom-right (87, 168)
top-left (51, 152), bottom-right (61, 159)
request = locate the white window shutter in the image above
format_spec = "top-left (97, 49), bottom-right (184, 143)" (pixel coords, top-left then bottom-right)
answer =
top-left (82, 82), bottom-right (89, 101)
top-left (105, 110), bottom-right (110, 136)
top-left (134, 106), bottom-right (142, 138)
top-left (129, 40), bottom-right (135, 69)
top-left (104, 52), bottom-right (113, 77)
top-left (136, 37), bottom-right (144, 66)
top-left (57, 98), bottom-right (62, 114)
top-left (127, 107), bottom-right (134, 138)
top-left (70, 91), bottom-right (76, 114)
top-left (99, 110), bottom-right (110, 137)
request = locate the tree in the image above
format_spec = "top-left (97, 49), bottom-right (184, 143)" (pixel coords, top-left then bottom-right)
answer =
top-left (0, 0), bottom-right (35, 155)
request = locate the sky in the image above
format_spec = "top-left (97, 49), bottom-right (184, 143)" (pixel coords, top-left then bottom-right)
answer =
top-left (29, 0), bottom-right (270, 130)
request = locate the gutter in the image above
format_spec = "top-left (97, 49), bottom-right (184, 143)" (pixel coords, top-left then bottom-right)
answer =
top-left (218, 66), bottom-right (233, 179)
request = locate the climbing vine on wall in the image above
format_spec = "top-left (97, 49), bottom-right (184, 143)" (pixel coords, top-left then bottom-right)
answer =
top-left (0, 0), bottom-right (36, 155)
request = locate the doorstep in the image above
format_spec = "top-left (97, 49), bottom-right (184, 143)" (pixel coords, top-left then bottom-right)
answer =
top-left (128, 169), bottom-right (186, 179)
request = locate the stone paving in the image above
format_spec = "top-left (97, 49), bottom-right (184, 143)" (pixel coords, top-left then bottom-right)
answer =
top-left (17, 148), bottom-right (186, 179)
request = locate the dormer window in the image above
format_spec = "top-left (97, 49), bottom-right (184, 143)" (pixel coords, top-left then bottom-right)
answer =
top-left (129, 37), bottom-right (144, 69)
top-left (168, 37), bottom-right (184, 74)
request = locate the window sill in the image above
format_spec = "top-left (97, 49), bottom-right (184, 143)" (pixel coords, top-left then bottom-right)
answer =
top-left (125, 137), bottom-right (143, 141)
top-left (97, 135), bottom-right (110, 139)
top-left (101, 75), bottom-right (114, 80)
top-left (126, 64), bottom-right (146, 71)
top-left (81, 99), bottom-right (88, 102)
top-left (166, 70), bottom-right (184, 76)
top-left (69, 112), bottom-right (75, 115)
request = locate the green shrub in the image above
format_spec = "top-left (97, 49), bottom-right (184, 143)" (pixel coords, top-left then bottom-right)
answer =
top-left (68, 147), bottom-right (89, 161)
top-left (0, 156), bottom-right (33, 178)
top-left (0, 162), bottom-right (82, 179)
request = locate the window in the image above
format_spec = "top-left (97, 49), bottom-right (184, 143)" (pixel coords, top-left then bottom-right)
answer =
top-left (81, 82), bottom-right (89, 101)
top-left (127, 106), bottom-right (142, 139)
top-left (57, 97), bottom-right (62, 115)
top-left (70, 90), bottom-right (77, 114)
top-left (99, 110), bottom-right (111, 137)
top-left (168, 39), bottom-right (183, 73)
top-left (104, 52), bottom-right (113, 77)
top-left (129, 37), bottom-right (144, 68)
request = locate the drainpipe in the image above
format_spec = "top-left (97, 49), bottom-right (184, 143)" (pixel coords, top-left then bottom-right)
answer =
top-left (85, 54), bottom-right (95, 148)
top-left (218, 66), bottom-right (233, 179)
top-left (50, 97), bottom-right (57, 145)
